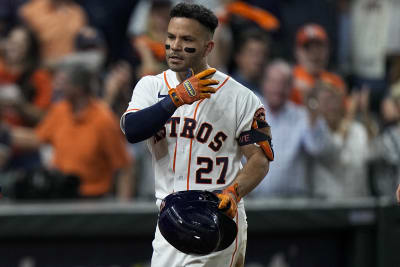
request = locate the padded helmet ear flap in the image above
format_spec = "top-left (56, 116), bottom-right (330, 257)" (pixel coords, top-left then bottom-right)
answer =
top-left (158, 190), bottom-right (237, 255)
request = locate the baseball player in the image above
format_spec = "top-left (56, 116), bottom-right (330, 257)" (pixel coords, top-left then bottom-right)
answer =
top-left (121, 3), bottom-right (273, 267)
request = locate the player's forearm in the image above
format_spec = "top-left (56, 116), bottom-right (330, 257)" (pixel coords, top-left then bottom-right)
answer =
top-left (234, 148), bottom-right (269, 199)
top-left (123, 97), bottom-right (176, 143)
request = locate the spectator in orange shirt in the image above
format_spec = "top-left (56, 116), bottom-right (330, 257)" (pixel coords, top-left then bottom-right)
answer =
top-left (18, 0), bottom-right (88, 67)
top-left (291, 23), bottom-right (346, 105)
top-left (7, 64), bottom-right (134, 199)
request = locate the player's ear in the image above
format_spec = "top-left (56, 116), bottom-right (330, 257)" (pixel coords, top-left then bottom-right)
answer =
top-left (203, 40), bottom-right (214, 57)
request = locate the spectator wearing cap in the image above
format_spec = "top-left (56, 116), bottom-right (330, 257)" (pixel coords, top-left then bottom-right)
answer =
top-left (291, 23), bottom-right (346, 105)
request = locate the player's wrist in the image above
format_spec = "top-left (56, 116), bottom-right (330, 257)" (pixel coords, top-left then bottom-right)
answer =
top-left (160, 96), bottom-right (178, 114)
top-left (168, 88), bottom-right (184, 107)
top-left (223, 183), bottom-right (241, 203)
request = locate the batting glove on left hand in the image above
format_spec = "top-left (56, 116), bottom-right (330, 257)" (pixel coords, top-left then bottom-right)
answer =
top-left (168, 68), bottom-right (219, 107)
top-left (216, 183), bottom-right (241, 219)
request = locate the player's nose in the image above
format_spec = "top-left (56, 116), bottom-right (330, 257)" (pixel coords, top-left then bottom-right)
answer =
top-left (170, 39), bottom-right (183, 51)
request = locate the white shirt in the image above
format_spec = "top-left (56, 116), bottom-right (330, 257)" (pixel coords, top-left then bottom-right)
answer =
top-left (311, 121), bottom-right (370, 198)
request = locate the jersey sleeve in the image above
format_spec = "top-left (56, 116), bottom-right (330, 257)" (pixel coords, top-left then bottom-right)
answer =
top-left (235, 92), bottom-right (265, 139)
top-left (120, 75), bottom-right (158, 132)
top-left (125, 75), bottom-right (158, 112)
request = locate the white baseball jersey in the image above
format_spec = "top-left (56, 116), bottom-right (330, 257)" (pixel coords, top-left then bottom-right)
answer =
top-left (121, 69), bottom-right (263, 267)
top-left (121, 69), bottom-right (263, 200)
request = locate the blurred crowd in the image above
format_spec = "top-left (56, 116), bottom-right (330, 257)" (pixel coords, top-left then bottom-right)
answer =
top-left (0, 0), bottom-right (399, 202)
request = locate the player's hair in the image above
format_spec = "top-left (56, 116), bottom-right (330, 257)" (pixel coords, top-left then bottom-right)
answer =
top-left (170, 3), bottom-right (218, 35)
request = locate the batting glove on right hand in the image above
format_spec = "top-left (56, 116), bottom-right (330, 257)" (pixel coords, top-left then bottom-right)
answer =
top-left (216, 183), bottom-right (241, 219)
top-left (168, 68), bottom-right (219, 107)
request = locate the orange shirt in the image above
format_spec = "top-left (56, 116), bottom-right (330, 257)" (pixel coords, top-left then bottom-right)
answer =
top-left (35, 99), bottom-right (131, 196)
top-left (291, 65), bottom-right (346, 104)
top-left (19, 0), bottom-right (87, 61)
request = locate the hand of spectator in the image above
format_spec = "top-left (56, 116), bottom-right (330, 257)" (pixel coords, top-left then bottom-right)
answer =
top-left (134, 36), bottom-right (162, 76)
top-left (346, 90), bottom-right (359, 121)
top-left (348, 86), bottom-right (371, 117)
top-left (338, 118), bottom-right (351, 138)
top-left (397, 184), bottom-right (400, 204)
top-left (0, 84), bottom-right (23, 107)
top-left (359, 85), bottom-right (371, 114)
top-left (305, 89), bottom-right (321, 126)
top-left (104, 61), bottom-right (133, 105)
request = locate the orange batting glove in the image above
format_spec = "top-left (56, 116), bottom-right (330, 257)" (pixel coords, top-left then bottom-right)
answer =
top-left (168, 68), bottom-right (219, 107)
top-left (216, 183), bottom-right (241, 219)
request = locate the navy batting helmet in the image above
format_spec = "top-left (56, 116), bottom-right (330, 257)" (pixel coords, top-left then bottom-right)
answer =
top-left (158, 190), bottom-right (237, 255)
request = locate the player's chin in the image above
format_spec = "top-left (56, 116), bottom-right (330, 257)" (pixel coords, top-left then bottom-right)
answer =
top-left (167, 58), bottom-right (187, 71)
top-left (168, 64), bottom-right (188, 73)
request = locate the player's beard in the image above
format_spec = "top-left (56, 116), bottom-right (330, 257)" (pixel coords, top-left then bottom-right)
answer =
top-left (167, 52), bottom-right (202, 73)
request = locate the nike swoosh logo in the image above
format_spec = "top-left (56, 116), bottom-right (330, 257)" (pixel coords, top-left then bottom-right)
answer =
top-left (158, 92), bottom-right (168, 98)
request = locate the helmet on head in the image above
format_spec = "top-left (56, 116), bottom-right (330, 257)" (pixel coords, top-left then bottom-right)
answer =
top-left (158, 190), bottom-right (238, 255)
